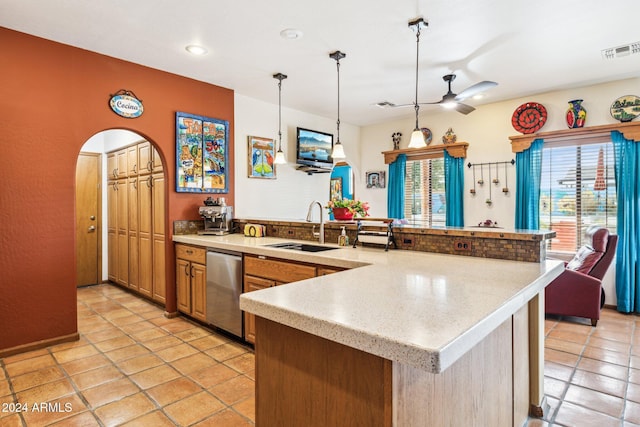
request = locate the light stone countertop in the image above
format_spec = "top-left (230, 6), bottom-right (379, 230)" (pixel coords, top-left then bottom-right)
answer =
top-left (173, 233), bottom-right (563, 373)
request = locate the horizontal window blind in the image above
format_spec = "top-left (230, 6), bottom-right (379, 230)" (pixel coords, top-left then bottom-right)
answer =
top-left (540, 141), bottom-right (617, 252)
top-left (404, 158), bottom-right (446, 227)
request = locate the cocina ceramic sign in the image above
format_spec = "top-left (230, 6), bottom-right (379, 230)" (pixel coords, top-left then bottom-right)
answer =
top-left (109, 90), bottom-right (144, 118)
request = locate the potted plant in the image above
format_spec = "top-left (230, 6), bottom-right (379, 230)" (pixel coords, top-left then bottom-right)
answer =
top-left (325, 198), bottom-right (370, 220)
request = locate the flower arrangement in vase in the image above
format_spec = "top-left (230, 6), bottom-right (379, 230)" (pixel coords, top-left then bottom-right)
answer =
top-left (325, 198), bottom-right (370, 220)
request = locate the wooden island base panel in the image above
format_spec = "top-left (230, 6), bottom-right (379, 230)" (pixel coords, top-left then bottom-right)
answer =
top-left (255, 318), bottom-right (392, 427)
top-left (255, 303), bottom-right (531, 427)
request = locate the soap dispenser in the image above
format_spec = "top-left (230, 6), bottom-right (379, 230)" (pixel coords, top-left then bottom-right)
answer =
top-left (338, 226), bottom-right (349, 246)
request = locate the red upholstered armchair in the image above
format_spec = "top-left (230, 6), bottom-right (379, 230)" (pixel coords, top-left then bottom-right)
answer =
top-left (545, 226), bottom-right (618, 326)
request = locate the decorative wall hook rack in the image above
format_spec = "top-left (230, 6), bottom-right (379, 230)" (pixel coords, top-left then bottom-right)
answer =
top-left (467, 160), bottom-right (515, 200)
top-left (467, 159), bottom-right (515, 168)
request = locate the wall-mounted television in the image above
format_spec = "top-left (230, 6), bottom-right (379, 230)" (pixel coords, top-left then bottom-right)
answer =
top-left (296, 127), bottom-right (334, 169)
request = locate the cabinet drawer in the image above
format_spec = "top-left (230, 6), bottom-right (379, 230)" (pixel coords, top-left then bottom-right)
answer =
top-left (245, 255), bottom-right (316, 283)
top-left (175, 244), bottom-right (206, 264)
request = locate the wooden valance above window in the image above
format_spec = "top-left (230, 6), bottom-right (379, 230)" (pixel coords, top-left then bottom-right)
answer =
top-left (509, 121), bottom-right (640, 153)
top-left (382, 141), bottom-right (468, 164)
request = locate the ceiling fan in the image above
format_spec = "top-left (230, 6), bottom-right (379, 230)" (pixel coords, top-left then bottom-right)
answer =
top-left (422, 74), bottom-right (497, 115)
top-left (379, 74), bottom-right (498, 115)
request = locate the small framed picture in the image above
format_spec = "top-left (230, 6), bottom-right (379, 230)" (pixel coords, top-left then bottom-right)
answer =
top-left (330, 177), bottom-right (343, 200)
top-left (248, 136), bottom-right (276, 179)
top-left (366, 171), bottom-right (385, 188)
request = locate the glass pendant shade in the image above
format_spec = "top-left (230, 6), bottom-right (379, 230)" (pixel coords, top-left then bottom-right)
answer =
top-left (274, 149), bottom-right (286, 164)
top-left (332, 142), bottom-right (346, 159)
top-left (408, 129), bottom-right (426, 148)
top-left (330, 51), bottom-right (347, 161)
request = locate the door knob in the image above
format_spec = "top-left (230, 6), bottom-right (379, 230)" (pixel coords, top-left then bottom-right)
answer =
top-left (88, 226), bottom-right (96, 232)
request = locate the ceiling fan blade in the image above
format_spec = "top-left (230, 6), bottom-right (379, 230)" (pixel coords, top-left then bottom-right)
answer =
top-left (388, 102), bottom-right (416, 108)
top-left (455, 81), bottom-right (497, 101)
top-left (454, 103), bottom-right (476, 115)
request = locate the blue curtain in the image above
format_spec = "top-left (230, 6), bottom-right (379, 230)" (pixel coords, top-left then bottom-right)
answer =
top-left (387, 154), bottom-right (406, 219)
top-left (612, 130), bottom-right (640, 313)
top-left (514, 138), bottom-right (544, 230)
top-left (444, 151), bottom-right (464, 227)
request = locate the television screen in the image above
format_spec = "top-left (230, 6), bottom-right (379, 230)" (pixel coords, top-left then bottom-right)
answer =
top-left (296, 127), bottom-right (334, 168)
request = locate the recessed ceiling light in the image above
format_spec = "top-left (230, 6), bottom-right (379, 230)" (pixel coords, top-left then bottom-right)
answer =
top-left (280, 28), bottom-right (303, 40)
top-left (185, 45), bottom-right (208, 55)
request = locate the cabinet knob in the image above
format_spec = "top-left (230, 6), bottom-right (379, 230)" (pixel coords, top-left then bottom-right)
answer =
top-left (88, 226), bottom-right (96, 232)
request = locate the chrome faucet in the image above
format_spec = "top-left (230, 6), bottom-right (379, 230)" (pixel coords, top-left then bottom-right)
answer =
top-left (306, 200), bottom-right (324, 244)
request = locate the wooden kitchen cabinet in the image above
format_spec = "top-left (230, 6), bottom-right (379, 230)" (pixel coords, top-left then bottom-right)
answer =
top-left (243, 254), bottom-right (341, 344)
top-left (107, 140), bottom-right (165, 304)
top-left (243, 275), bottom-right (276, 344)
top-left (176, 244), bottom-right (207, 323)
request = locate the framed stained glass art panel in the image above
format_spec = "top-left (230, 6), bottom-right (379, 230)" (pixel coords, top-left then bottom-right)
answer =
top-left (176, 112), bottom-right (229, 193)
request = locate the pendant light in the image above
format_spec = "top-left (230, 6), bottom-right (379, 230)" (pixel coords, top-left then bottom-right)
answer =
top-left (273, 72), bottom-right (288, 165)
top-left (329, 50), bottom-right (346, 160)
top-left (408, 18), bottom-right (428, 149)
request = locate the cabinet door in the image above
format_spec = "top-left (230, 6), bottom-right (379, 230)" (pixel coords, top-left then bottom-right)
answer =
top-left (116, 148), bottom-right (128, 179)
top-left (107, 153), bottom-right (118, 180)
top-left (107, 181), bottom-right (118, 283)
top-left (127, 145), bottom-right (138, 176)
top-left (138, 176), bottom-right (153, 298)
top-left (152, 172), bottom-right (166, 303)
top-left (176, 258), bottom-right (191, 313)
top-left (152, 146), bottom-right (163, 173)
top-left (128, 179), bottom-right (139, 291)
top-left (116, 179), bottom-right (128, 286)
top-left (138, 141), bottom-right (152, 175)
top-left (107, 229), bottom-right (117, 283)
top-left (244, 275), bottom-right (275, 344)
top-left (191, 263), bottom-right (207, 322)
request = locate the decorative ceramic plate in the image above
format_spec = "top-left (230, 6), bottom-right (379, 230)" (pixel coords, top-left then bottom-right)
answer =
top-left (420, 128), bottom-right (433, 145)
top-left (511, 102), bottom-right (547, 134)
top-left (610, 95), bottom-right (640, 122)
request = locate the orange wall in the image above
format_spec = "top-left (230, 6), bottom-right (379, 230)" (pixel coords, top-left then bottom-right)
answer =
top-left (0, 28), bottom-right (235, 352)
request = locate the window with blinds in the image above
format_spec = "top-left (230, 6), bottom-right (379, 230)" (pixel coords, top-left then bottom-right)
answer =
top-left (540, 140), bottom-right (617, 253)
top-left (404, 158), bottom-right (446, 227)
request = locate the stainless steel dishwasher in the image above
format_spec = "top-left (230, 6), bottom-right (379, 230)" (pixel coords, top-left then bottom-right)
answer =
top-left (206, 249), bottom-right (243, 338)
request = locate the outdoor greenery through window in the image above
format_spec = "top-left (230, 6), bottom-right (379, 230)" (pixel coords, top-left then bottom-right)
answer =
top-left (404, 158), bottom-right (446, 227)
top-left (540, 140), bottom-right (617, 253)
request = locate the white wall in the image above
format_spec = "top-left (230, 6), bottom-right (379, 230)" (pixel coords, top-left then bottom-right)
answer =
top-left (358, 77), bottom-right (639, 307)
top-left (234, 79), bottom-right (637, 307)
top-left (234, 94), bottom-right (361, 221)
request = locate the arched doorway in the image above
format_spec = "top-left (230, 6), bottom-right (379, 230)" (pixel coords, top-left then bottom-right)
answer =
top-left (76, 129), bottom-right (167, 305)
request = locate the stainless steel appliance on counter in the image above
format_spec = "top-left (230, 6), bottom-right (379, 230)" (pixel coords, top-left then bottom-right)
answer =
top-left (198, 205), bottom-right (233, 235)
top-left (206, 249), bottom-right (243, 338)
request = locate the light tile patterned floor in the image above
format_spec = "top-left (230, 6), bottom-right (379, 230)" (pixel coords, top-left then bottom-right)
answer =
top-left (2, 284), bottom-right (640, 426)
top-left (0, 284), bottom-right (255, 426)
top-left (528, 309), bottom-right (640, 427)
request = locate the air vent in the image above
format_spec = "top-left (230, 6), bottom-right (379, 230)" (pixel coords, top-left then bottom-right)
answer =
top-left (601, 42), bottom-right (640, 59)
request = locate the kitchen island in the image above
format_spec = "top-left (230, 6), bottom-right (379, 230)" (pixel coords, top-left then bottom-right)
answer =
top-left (173, 233), bottom-right (563, 426)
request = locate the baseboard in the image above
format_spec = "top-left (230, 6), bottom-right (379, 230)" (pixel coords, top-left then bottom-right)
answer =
top-left (0, 332), bottom-right (80, 358)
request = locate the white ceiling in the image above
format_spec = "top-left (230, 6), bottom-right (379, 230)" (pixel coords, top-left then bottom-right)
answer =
top-left (1, 0), bottom-right (639, 126)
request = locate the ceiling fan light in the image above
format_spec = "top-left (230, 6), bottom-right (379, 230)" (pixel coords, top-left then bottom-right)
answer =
top-left (332, 142), bottom-right (346, 159)
top-left (442, 101), bottom-right (457, 109)
top-left (408, 129), bottom-right (426, 148)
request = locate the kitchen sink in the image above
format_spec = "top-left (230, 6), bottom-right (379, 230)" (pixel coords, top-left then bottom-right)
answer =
top-left (263, 242), bottom-right (338, 252)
